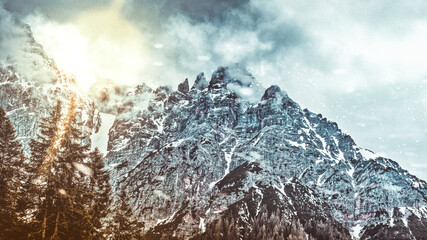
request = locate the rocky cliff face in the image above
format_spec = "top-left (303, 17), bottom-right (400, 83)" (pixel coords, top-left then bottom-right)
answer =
top-left (0, 24), bottom-right (99, 151)
top-left (101, 66), bottom-right (427, 239)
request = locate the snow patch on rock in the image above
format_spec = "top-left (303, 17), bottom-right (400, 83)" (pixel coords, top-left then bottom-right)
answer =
top-left (351, 224), bottom-right (363, 240)
top-left (90, 113), bottom-right (115, 155)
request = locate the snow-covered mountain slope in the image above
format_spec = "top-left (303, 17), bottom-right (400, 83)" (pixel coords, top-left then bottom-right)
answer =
top-left (2, 22), bottom-right (426, 239)
top-left (102, 66), bottom-right (427, 239)
top-left (0, 24), bottom-right (100, 152)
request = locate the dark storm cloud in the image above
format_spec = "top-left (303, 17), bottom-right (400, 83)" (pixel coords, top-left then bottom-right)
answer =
top-left (123, 0), bottom-right (307, 47)
top-left (125, 0), bottom-right (250, 23)
top-left (121, 0), bottom-right (317, 80)
top-left (2, 0), bottom-right (111, 22)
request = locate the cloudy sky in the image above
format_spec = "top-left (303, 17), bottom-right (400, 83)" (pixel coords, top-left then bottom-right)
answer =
top-left (1, 0), bottom-right (427, 180)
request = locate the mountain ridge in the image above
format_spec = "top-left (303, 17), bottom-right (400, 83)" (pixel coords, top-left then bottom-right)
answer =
top-left (91, 66), bottom-right (427, 239)
top-left (1, 22), bottom-right (427, 239)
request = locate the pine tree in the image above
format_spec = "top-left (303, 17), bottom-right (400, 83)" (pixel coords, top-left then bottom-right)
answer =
top-left (27, 97), bottom-right (92, 239)
top-left (86, 148), bottom-right (112, 239)
top-left (111, 190), bottom-right (140, 240)
top-left (53, 96), bottom-right (91, 239)
top-left (0, 107), bottom-right (26, 239)
top-left (25, 101), bottom-right (62, 239)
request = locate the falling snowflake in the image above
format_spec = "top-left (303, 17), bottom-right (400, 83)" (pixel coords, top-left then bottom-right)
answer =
top-left (58, 189), bottom-right (67, 195)
top-left (72, 162), bottom-right (93, 176)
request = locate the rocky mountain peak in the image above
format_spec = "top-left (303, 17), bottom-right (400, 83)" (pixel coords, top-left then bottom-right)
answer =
top-left (192, 72), bottom-right (208, 91)
top-left (208, 66), bottom-right (229, 89)
top-left (208, 66), bottom-right (256, 89)
top-left (178, 78), bottom-right (189, 93)
top-left (261, 85), bottom-right (283, 100)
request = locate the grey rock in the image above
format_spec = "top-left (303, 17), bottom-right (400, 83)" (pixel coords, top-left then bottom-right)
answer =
top-left (104, 66), bottom-right (427, 239)
top-left (178, 78), bottom-right (189, 94)
top-left (191, 73), bottom-right (208, 91)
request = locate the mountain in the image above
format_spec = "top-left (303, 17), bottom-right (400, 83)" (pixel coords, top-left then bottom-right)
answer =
top-left (1, 24), bottom-right (427, 239)
top-left (93, 66), bottom-right (427, 239)
top-left (0, 24), bottom-right (100, 152)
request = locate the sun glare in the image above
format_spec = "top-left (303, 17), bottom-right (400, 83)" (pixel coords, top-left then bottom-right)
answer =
top-left (28, 0), bottom-right (147, 91)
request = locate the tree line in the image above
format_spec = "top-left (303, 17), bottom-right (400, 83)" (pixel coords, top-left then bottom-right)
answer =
top-left (0, 98), bottom-right (140, 240)
top-left (194, 204), bottom-right (351, 240)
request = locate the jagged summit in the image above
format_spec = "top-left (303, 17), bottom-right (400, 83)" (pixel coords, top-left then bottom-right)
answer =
top-left (191, 72), bottom-right (208, 91)
top-left (202, 66), bottom-right (264, 103)
top-left (178, 78), bottom-right (189, 94)
top-left (261, 85), bottom-right (283, 100)
top-left (96, 66), bottom-right (427, 239)
top-left (207, 65), bottom-right (257, 89)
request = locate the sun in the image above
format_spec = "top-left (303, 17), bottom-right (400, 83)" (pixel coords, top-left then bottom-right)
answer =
top-left (28, 0), bottom-right (148, 91)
